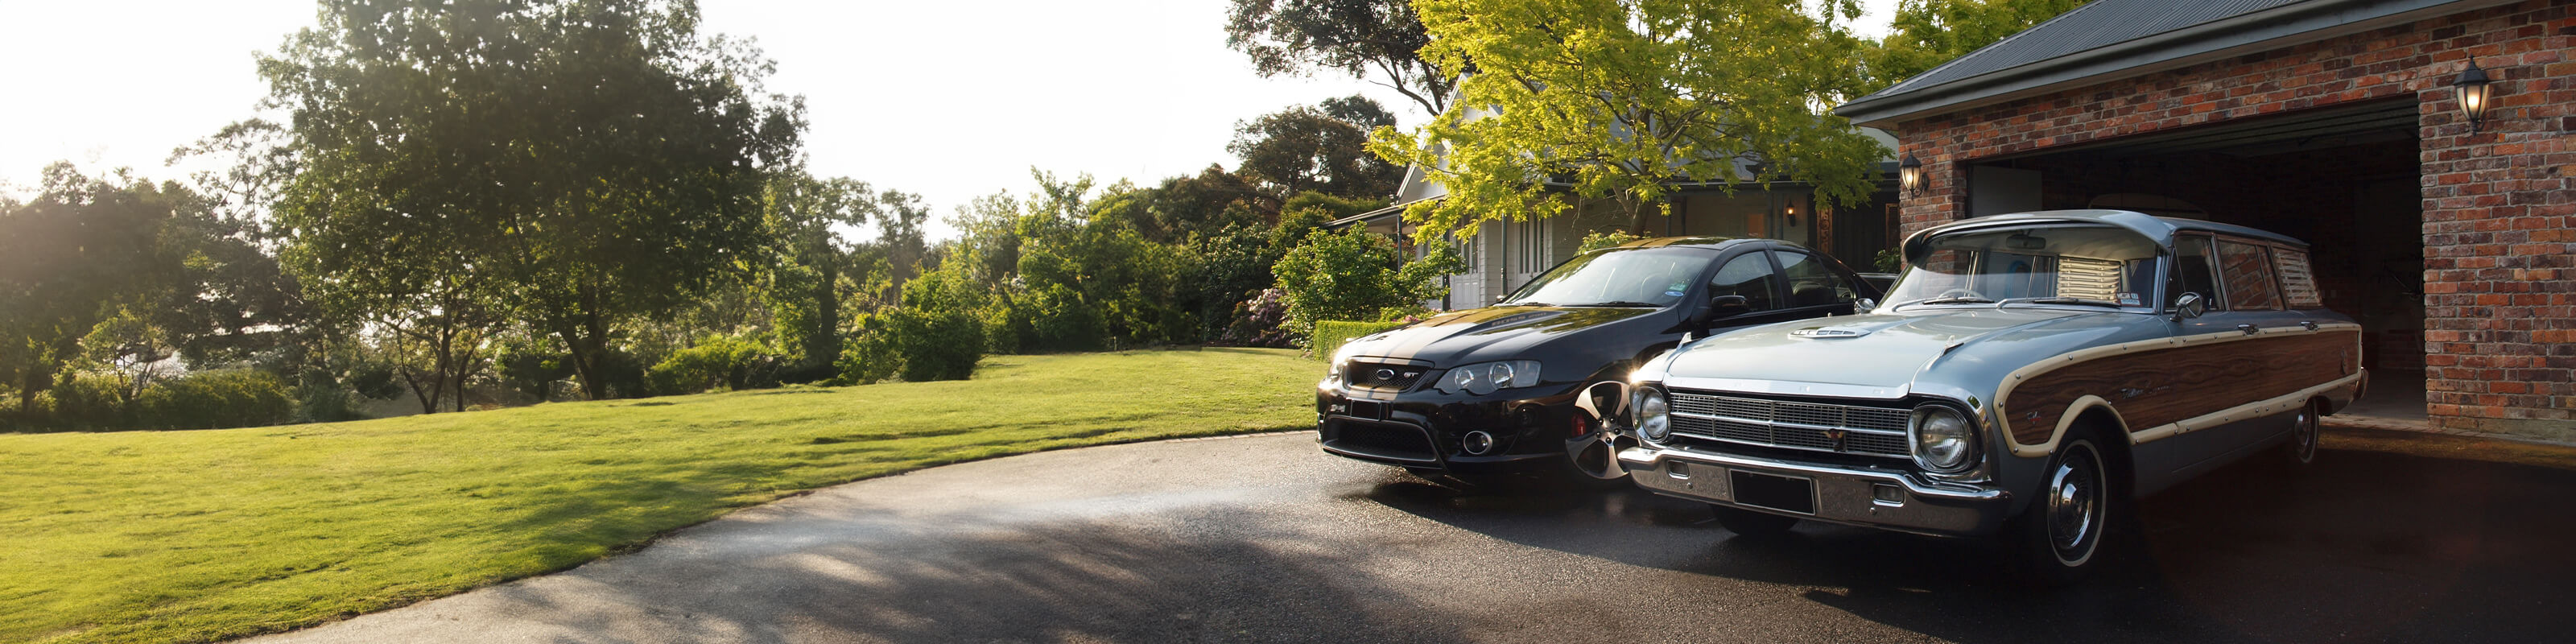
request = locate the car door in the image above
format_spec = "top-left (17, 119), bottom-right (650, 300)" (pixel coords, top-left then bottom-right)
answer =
top-left (2162, 235), bottom-right (2313, 474)
top-left (1768, 249), bottom-right (1870, 316)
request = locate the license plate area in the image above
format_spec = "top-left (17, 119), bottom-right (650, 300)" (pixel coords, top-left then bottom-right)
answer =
top-left (1729, 470), bottom-right (1816, 515)
top-left (1346, 400), bottom-right (1386, 420)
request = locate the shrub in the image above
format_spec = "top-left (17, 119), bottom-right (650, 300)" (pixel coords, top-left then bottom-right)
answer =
top-left (1272, 227), bottom-right (1464, 343)
top-left (646, 335), bottom-right (785, 395)
top-left (830, 313), bottom-right (902, 386)
top-left (137, 370), bottom-right (294, 430)
top-left (1218, 287), bottom-right (1295, 348)
top-left (44, 377), bottom-right (132, 431)
top-left (889, 308), bottom-right (984, 382)
top-left (1310, 320), bottom-right (1410, 361)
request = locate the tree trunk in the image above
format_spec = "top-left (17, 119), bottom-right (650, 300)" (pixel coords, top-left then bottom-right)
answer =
top-left (558, 285), bottom-right (613, 401)
top-left (810, 260), bottom-right (842, 375)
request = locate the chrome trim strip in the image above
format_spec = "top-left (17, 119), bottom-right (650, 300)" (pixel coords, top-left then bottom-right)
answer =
top-left (1662, 376), bottom-right (1909, 400)
top-left (1671, 411), bottom-right (1909, 436)
top-left (1619, 445), bottom-right (2004, 502)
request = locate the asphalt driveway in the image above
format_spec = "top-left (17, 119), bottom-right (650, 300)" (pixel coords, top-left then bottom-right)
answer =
top-left (249, 430), bottom-right (2573, 643)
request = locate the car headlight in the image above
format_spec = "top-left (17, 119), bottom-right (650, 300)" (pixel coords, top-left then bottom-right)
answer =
top-left (1910, 405), bottom-right (1978, 473)
top-left (1436, 360), bottom-right (1541, 395)
top-left (1635, 387), bottom-right (1671, 442)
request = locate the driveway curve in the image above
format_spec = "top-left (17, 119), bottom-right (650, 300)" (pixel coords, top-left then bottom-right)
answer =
top-left (251, 431), bottom-right (2570, 643)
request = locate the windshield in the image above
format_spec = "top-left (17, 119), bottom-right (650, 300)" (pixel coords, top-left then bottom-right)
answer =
top-left (1501, 246), bottom-right (1715, 308)
top-left (1885, 225), bottom-right (2161, 311)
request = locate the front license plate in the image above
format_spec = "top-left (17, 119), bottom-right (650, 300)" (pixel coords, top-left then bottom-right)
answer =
top-left (1730, 470), bottom-right (1816, 515)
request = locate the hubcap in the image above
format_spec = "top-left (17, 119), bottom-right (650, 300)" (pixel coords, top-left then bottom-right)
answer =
top-left (2293, 405), bottom-right (2319, 464)
top-left (2046, 444), bottom-right (2103, 564)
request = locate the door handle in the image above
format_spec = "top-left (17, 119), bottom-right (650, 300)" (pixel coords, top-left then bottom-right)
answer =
top-left (2301, 320), bottom-right (2320, 331)
top-left (2236, 324), bottom-right (2260, 335)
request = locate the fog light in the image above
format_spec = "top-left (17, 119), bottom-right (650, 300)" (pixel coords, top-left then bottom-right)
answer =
top-left (1463, 431), bottom-right (1496, 456)
top-left (1871, 483), bottom-right (1904, 505)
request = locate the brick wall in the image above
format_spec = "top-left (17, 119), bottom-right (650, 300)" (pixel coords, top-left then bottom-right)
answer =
top-left (1889, 0), bottom-right (2575, 441)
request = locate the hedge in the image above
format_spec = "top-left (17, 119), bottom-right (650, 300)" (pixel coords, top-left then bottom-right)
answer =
top-left (1309, 320), bottom-right (1410, 360)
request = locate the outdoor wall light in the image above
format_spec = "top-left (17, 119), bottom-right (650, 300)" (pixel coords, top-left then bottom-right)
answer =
top-left (1899, 153), bottom-right (1924, 195)
top-left (2454, 58), bottom-right (2492, 133)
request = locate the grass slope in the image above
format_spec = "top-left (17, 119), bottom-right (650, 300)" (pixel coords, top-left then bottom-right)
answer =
top-left (0, 348), bottom-right (1319, 644)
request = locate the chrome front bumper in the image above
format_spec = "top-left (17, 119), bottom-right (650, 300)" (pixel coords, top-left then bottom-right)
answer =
top-left (1618, 445), bottom-right (2013, 537)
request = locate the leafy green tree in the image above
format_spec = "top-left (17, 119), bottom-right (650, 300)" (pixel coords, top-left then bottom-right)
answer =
top-left (762, 171), bottom-right (879, 382)
top-left (0, 164), bottom-right (182, 416)
top-left (1230, 95), bottom-right (1403, 204)
top-left (1368, 0), bottom-right (1884, 239)
top-left (1227, 0), bottom-right (1456, 116)
top-left (1860, 0), bottom-right (2091, 94)
top-left (1271, 227), bottom-right (1464, 341)
top-left (261, 0), bottom-right (804, 402)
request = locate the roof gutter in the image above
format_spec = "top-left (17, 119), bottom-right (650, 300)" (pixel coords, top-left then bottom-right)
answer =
top-left (1835, 0), bottom-right (2516, 129)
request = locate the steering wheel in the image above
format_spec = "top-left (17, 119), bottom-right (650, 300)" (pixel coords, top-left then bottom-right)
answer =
top-left (1936, 287), bottom-right (1986, 300)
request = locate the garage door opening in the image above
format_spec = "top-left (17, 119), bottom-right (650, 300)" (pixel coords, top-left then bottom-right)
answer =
top-left (1959, 99), bottom-right (2425, 419)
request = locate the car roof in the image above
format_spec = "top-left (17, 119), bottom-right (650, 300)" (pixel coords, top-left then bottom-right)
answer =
top-left (1608, 236), bottom-right (1794, 252)
top-left (1902, 209), bottom-right (2309, 260)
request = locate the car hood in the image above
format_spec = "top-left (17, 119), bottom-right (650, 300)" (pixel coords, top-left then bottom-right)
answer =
top-left (1340, 306), bottom-right (1666, 369)
top-left (1662, 308), bottom-right (2111, 392)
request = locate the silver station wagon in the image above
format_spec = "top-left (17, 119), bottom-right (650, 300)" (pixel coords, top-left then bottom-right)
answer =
top-left (1618, 210), bottom-right (2366, 583)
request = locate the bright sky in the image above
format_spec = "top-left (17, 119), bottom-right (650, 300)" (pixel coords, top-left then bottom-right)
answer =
top-left (0, 1), bottom-right (1897, 237)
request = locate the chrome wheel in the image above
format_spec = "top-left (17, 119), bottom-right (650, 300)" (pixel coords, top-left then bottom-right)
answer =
top-left (2289, 401), bottom-right (2320, 464)
top-left (2045, 440), bottom-right (2106, 567)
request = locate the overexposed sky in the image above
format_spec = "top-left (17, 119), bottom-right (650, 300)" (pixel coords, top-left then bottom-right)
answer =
top-left (0, 1), bottom-right (1897, 236)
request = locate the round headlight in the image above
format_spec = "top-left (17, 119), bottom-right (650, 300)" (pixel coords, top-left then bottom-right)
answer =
top-left (1487, 362), bottom-right (1515, 386)
top-left (1912, 405), bottom-right (1976, 473)
top-left (1637, 388), bottom-right (1672, 442)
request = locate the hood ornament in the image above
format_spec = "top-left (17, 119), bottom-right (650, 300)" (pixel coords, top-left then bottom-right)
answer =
top-left (1790, 326), bottom-right (1871, 339)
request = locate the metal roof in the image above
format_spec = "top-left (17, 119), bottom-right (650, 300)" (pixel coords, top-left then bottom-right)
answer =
top-left (1836, 0), bottom-right (2516, 127)
top-left (1903, 210), bottom-right (2310, 260)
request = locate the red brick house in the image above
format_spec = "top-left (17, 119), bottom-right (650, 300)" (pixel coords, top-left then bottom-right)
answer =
top-left (1836, 0), bottom-right (2572, 442)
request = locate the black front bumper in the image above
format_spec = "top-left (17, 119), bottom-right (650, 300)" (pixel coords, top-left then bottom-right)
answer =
top-left (1315, 381), bottom-right (1586, 476)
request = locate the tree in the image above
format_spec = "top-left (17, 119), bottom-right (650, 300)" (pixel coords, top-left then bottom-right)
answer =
top-left (762, 171), bottom-right (874, 382)
top-left (1368, 0), bottom-right (1885, 240)
top-left (261, 0), bottom-right (804, 401)
top-left (1860, 0), bottom-right (2091, 95)
top-left (0, 164), bottom-right (181, 415)
top-left (1226, 0), bottom-right (1455, 116)
top-left (1230, 95), bottom-right (1403, 204)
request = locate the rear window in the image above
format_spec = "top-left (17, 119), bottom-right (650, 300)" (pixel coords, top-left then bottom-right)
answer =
top-left (2217, 240), bottom-right (2281, 310)
top-left (2275, 247), bottom-right (2322, 308)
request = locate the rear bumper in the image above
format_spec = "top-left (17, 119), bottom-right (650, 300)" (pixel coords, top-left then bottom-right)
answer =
top-left (1617, 444), bottom-right (2013, 537)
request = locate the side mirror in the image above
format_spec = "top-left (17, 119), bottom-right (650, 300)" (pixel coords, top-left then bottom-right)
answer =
top-left (1854, 297), bottom-right (1877, 313)
top-left (2172, 292), bottom-right (2207, 320)
top-left (1705, 294), bottom-right (1752, 322)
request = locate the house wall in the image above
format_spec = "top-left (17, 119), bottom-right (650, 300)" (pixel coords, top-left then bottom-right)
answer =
top-left (1890, 0), bottom-right (2575, 441)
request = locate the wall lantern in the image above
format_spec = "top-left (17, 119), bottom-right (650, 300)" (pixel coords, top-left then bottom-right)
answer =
top-left (1898, 153), bottom-right (1924, 195)
top-left (2454, 58), bottom-right (2492, 132)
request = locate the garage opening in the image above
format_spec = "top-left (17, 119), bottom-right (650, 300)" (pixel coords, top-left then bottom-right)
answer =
top-left (1961, 99), bottom-right (2425, 419)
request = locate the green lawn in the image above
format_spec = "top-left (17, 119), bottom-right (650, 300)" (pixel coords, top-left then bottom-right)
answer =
top-left (0, 348), bottom-right (1319, 644)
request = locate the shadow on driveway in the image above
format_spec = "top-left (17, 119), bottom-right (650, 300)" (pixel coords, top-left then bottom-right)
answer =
top-left (1365, 441), bottom-right (2576, 643)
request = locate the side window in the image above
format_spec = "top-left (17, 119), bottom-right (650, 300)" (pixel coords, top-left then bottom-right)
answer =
top-left (1770, 250), bottom-right (1858, 308)
top-left (1708, 253), bottom-right (1780, 312)
top-left (2171, 236), bottom-right (2222, 309)
top-left (2217, 239), bottom-right (2281, 310)
top-left (2275, 247), bottom-right (2322, 308)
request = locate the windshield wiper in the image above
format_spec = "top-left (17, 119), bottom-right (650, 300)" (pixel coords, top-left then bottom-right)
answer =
top-left (1901, 295), bottom-right (1994, 307)
top-left (1569, 301), bottom-right (1661, 308)
top-left (1997, 296), bottom-right (2127, 308)
top-left (1497, 301), bottom-right (1551, 308)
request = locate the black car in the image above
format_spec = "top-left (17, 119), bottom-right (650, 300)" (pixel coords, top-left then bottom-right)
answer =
top-left (1315, 237), bottom-right (1883, 489)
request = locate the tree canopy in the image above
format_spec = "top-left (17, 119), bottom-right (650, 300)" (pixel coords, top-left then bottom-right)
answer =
top-left (1225, 0), bottom-right (1455, 115)
top-left (1230, 95), bottom-right (1402, 206)
top-left (260, 0), bottom-right (804, 401)
top-left (1368, 0), bottom-right (1885, 240)
top-left (1860, 0), bottom-right (2092, 95)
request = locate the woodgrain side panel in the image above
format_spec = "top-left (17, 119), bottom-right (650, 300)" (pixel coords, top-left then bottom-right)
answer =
top-left (2003, 329), bottom-right (2357, 446)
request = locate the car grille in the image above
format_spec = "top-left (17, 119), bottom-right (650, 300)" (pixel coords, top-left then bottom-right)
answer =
top-left (1327, 422), bottom-right (1436, 462)
top-left (1345, 361), bottom-right (1429, 390)
top-left (1667, 391), bottom-right (1911, 460)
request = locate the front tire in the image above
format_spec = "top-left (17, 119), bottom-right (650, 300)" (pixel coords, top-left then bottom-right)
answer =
top-left (1711, 506), bottom-right (1799, 539)
top-left (2009, 433), bottom-right (2113, 585)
